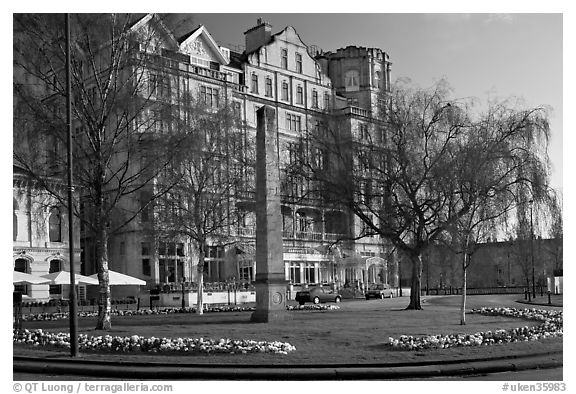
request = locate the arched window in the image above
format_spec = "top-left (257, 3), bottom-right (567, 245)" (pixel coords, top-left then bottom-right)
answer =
top-left (13, 198), bottom-right (19, 241)
top-left (14, 258), bottom-right (30, 295)
top-left (49, 207), bottom-right (62, 242)
top-left (49, 259), bottom-right (63, 295)
top-left (49, 259), bottom-right (62, 273)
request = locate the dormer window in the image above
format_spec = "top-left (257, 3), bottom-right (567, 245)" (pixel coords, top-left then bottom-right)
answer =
top-left (281, 49), bottom-right (288, 70)
top-left (295, 53), bottom-right (302, 73)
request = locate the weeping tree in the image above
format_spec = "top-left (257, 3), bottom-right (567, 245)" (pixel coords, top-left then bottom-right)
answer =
top-left (294, 79), bottom-right (554, 311)
top-left (13, 13), bottom-right (187, 329)
top-left (153, 101), bottom-right (250, 314)
top-left (294, 80), bottom-right (473, 310)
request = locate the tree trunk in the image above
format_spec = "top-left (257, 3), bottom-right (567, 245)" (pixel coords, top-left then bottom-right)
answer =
top-left (460, 254), bottom-right (468, 325)
top-left (196, 251), bottom-right (205, 315)
top-left (95, 223), bottom-right (111, 330)
top-left (406, 253), bottom-right (423, 310)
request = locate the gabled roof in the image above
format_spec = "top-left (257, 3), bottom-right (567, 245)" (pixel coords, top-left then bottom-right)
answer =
top-left (127, 13), bottom-right (179, 50)
top-left (178, 25), bottom-right (229, 64)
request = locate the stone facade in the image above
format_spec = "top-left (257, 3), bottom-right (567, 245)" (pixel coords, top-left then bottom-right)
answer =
top-left (13, 166), bottom-right (83, 301)
top-left (77, 15), bottom-right (397, 297)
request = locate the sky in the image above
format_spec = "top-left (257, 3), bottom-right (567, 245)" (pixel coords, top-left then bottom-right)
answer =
top-left (178, 13), bottom-right (563, 195)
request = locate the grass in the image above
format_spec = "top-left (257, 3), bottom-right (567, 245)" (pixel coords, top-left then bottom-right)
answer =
top-left (14, 294), bottom-right (563, 365)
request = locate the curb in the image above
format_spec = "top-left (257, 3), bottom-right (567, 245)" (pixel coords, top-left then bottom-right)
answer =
top-left (13, 352), bottom-right (563, 380)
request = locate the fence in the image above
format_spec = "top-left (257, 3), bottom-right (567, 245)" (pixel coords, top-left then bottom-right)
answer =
top-left (422, 286), bottom-right (535, 296)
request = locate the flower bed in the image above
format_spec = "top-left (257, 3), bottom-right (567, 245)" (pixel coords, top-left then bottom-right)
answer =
top-left (13, 329), bottom-right (296, 355)
top-left (20, 304), bottom-right (340, 321)
top-left (386, 307), bottom-right (562, 351)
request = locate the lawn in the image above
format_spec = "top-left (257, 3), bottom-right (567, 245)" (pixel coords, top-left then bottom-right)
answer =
top-left (14, 294), bottom-right (563, 365)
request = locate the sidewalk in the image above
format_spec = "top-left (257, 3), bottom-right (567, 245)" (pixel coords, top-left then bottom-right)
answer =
top-left (13, 349), bottom-right (563, 380)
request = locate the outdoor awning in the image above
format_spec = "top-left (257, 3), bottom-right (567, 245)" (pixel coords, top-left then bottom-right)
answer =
top-left (41, 271), bottom-right (99, 285)
top-left (88, 270), bottom-right (146, 286)
top-left (13, 271), bottom-right (50, 285)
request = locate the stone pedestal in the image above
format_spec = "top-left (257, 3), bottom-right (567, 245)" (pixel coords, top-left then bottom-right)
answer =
top-left (250, 106), bottom-right (289, 322)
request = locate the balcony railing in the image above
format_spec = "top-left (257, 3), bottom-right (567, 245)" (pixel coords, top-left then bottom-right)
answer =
top-left (236, 228), bottom-right (347, 243)
top-left (339, 106), bottom-right (371, 118)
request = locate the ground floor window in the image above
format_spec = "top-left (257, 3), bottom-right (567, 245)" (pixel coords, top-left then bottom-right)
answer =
top-left (14, 258), bottom-right (31, 295)
top-left (285, 262), bottom-right (322, 285)
top-left (238, 261), bottom-right (254, 282)
top-left (158, 258), bottom-right (185, 283)
top-left (205, 260), bottom-right (224, 282)
top-left (304, 263), bottom-right (316, 284)
top-left (288, 262), bottom-right (301, 284)
top-left (49, 259), bottom-right (62, 296)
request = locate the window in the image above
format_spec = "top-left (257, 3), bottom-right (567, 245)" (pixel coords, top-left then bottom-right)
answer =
top-left (304, 263), bottom-right (316, 284)
top-left (288, 262), bottom-right (301, 284)
top-left (312, 90), bottom-right (319, 108)
top-left (14, 258), bottom-right (30, 295)
top-left (140, 191), bottom-right (152, 222)
top-left (13, 199), bottom-right (18, 241)
top-left (295, 53), bottom-right (302, 73)
top-left (205, 245), bottom-right (225, 282)
top-left (149, 73), bottom-right (171, 98)
top-left (374, 70), bottom-right (382, 89)
top-left (286, 113), bottom-right (302, 132)
top-left (344, 70), bottom-right (359, 91)
top-left (281, 49), bottom-right (288, 69)
top-left (150, 109), bottom-right (168, 134)
top-left (265, 77), bottom-right (273, 97)
top-left (141, 242), bottom-right (151, 256)
top-left (297, 211), bottom-right (312, 232)
top-left (142, 259), bottom-right (151, 276)
top-left (324, 92), bottom-right (330, 109)
top-left (119, 241), bottom-right (126, 256)
top-left (49, 260), bottom-right (62, 295)
top-left (199, 85), bottom-right (219, 108)
top-left (232, 101), bottom-right (242, 117)
top-left (49, 207), bottom-right (62, 242)
top-left (296, 86), bottom-right (303, 104)
top-left (359, 123), bottom-right (370, 141)
top-left (251, 73), bottom-right (259, 94)
top-left (238, 261), bottom-right (254, 282)
top-left (281, 82), bottom-right (289, 101)
top-left (159, 241), bottom-right (186, 283)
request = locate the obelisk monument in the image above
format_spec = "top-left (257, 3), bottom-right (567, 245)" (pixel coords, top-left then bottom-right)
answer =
top-left (250, 105), bottom-right (288, 322)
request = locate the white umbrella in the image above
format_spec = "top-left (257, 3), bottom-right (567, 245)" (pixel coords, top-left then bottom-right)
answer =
top-left (13, 271), bottom-right (50, 285)
top-left (41, 271), bottom-right (99, 285)
top-left (88, 270), bottom-right (146, 286)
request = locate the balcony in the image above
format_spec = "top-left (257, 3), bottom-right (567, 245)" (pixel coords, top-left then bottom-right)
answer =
top-left (339, 106), bottom-right (371, 118)
top-left (236, 228), bottom-right (347, 243)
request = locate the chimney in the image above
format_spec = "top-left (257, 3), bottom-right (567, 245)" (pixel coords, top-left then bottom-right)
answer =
top-left (244, 18), bottom-right (272, 54)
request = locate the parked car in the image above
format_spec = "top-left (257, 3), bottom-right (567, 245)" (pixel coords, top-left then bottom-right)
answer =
top-left (295, 286), bottom-right (342, 305)
top-left (365, 283), bottom-right (394, 299)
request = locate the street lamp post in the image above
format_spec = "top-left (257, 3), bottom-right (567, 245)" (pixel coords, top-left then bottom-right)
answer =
top-left (530, 200), bottom-right (536, 299)
top-left (65, 13), bottom-right (79, 357)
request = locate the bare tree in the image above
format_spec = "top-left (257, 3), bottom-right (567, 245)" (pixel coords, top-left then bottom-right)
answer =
top-left (295, 79), bottom-right (553, 311)
top-left (13, 13), bottom-right (186, 329)
top-left (153, 102), bottom-right (249, 314)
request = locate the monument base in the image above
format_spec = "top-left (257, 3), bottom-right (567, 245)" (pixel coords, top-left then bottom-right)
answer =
top-left (250, 279), bottom-right (290, 323)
